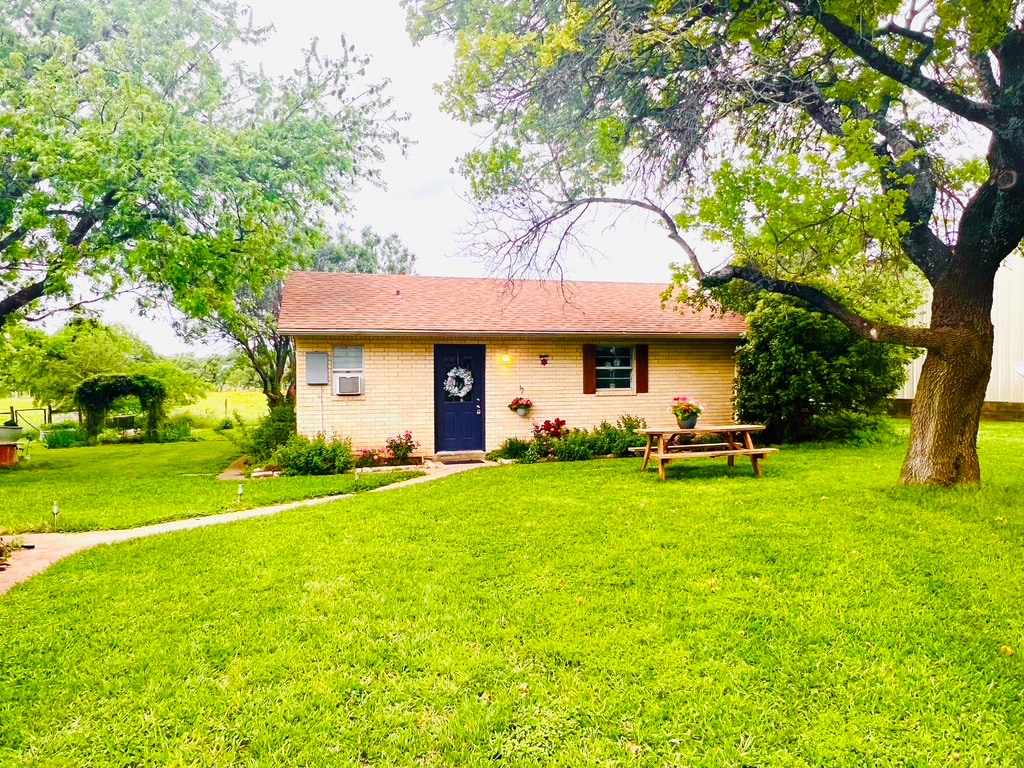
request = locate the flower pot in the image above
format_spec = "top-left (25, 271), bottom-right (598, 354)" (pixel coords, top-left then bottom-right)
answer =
top-left (675, 413), bottom-right (698, 429)
top-left (516, 407), bottom-right (529, 417)
top-left (0, 425), bottom-right (23, 442)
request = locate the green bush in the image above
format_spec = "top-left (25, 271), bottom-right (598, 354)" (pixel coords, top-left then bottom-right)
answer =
top-left (587, 420), bottom-right (646, 457)
top-left (44, 426), bottom-right (87, 449)
top-left (385, 431), bottom-right (419, 464)
top-left (735, 296), bottom-right (915, 443)
top-left (238, 402), bottom-right (296, 462)
top-left (487, 436), bottom-right (533, 461)
top-left (553, 429), bottom-right (593, 462)
top-left (272, 434), bottom-right (354, 476)
top-left (159, 416), bottom-right (193, 443)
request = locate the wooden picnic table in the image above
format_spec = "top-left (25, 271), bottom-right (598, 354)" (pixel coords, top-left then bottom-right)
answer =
top-left (637, 424), bottom-right (778, 480)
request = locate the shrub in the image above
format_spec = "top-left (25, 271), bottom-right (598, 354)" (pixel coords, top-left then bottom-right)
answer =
top-left (588, 420), bottom-right (646, 457)
top-left (242, 402), bottom-right (296, 462)
top-left (553, 429), bottom-right (593, 462)
top-left (160, 416), bottom-right (193, 443)
top-left (215, 417), bottom-right (234, 431)
top-left (616, 413), bottom-right (647, 434)
top-left (45, 425), bottom-right (87, 449)
top-left (735, 296), bottom-right (915, 443)
top-left (272, 434), bottom-right (354, 476)
top-left (533, 418), bottom-right (567, 439)
top-left (519, 445), bottom-right (542, 464)
top-left (385, 431), bottom-right (419, 464)
top-left (355, 447), bottom-right (392, 468)
top-left (488, 436), bottom-right (532, 461)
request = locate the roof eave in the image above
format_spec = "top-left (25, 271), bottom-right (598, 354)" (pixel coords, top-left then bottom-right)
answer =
top-left (277, 327), bottom-right (743, 339)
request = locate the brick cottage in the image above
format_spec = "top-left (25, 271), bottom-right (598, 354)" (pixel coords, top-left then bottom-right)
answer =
top-left (277, 272), bottom-right (746, 457)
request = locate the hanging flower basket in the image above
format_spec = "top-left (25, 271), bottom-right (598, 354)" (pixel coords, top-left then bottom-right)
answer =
top-left (509, 396), bottom-right (533, 417)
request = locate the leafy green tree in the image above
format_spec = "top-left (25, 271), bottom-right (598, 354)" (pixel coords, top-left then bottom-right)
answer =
top-left (3, 320), bottom-right (205, 412)
top-left (735, 297), bottom-right (914, 443)
top-left (1, 0), bottom-right (399, 328)
top-left (313, 227), bottom-right (418, 275)
top-left (178, 228), bottom-right (416, 407)
top-left (408, 0), bottom-right (1024, 485)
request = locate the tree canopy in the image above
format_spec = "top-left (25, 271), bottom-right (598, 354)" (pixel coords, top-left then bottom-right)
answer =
top-left (0, 319), bottom-right (206, 411)
top-left (1, 0), bottom-right (401, 328)
top-left (408, 0), bottom-right (1024, 485)
top-left (176, 227), bottom-right (417, 408)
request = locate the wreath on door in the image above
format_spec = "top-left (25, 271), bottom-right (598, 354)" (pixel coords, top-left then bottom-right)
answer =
top-left (443, 366), bottom-right (474, 398)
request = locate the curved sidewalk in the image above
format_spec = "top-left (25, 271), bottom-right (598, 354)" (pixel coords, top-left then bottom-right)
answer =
top-left (0, 462), bottom-right (488, 597)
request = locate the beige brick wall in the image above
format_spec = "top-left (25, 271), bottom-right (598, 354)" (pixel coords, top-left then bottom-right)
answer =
top-left (294, 335), bottom-right (739, 454)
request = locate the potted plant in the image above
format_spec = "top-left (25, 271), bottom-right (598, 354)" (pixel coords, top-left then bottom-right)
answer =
top-left (509, 396), bottom-right (533, 417)
top-left (671, 397), bottom-right (704, 429)
top-left (0, 418), bottom-right (23, 442)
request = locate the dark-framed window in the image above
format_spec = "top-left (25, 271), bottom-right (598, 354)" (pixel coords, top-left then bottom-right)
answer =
top-left (583, 344), bottom-right (649, 394)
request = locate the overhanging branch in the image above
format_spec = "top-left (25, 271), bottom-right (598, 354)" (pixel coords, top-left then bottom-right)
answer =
top-left (704, 263), bottom-right (938, 348)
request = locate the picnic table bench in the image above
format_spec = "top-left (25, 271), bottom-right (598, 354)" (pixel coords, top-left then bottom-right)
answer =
top-left (637, 424), bottom-right (779, 480)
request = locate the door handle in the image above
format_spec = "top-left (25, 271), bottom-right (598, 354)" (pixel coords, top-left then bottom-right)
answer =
top-left (476, 405), bottom-right (482, 415)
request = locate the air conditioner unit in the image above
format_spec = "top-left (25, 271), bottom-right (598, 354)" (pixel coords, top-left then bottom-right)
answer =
top-left (334, 373), bottom-right (363, 396)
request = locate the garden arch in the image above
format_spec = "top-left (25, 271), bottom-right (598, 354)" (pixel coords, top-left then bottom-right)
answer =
top-left (75, 374), bottom-right (167, 442)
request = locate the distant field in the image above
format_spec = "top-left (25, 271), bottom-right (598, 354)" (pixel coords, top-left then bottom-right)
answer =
top-left (172, 389), bottom-right (268, 425)
top-left (1, 390), bottom-right (268, 428)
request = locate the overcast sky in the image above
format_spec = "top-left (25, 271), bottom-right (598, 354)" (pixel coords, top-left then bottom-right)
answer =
top-left (103, 0), bottom-right (720, 354)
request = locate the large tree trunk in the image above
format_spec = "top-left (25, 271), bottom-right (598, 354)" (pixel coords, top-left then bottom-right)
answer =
top-left (900, 274), bottom-right (995, 486)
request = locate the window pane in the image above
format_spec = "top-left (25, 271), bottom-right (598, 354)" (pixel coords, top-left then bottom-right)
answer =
top-left (596, 368), bottom-right (633, 390)
top-left (596, 347), bottom-right (631, 368)
top-left (595, 345), bottom-right (633, 390)
top-left (333, 346), bottom-right (363, 371)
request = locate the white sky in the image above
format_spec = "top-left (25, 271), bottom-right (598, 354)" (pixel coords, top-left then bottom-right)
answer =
top-left (103, 0), bottom-right (719, 355)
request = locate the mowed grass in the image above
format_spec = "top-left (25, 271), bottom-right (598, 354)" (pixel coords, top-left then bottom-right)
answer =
top-left (0, 435), bottom-right (418, 533)
top-left (1, 425), bottom-right (1022, 765)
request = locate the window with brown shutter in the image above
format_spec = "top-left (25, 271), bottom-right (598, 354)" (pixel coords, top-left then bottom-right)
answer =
top-left (635, 344), bottom-right (649, 393)
top-left (584, 344), bottom-right (648, 393)
top-left (583, 344), bottom-right (597, 394)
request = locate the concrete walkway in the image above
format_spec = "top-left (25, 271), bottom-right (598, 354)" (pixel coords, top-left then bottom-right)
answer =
top-left (0, 462), bottom-right (490, 597)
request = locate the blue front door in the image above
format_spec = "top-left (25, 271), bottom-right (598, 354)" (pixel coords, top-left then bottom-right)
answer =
top-left (435, 344), bottom-right (485, 452)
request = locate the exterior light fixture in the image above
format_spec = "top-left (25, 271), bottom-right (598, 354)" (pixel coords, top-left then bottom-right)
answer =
top-left (539, 355), bottom-right (550, 366)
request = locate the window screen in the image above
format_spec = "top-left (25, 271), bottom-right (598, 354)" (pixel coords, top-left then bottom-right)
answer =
top-left (333, 346), bottom-right (364, 372)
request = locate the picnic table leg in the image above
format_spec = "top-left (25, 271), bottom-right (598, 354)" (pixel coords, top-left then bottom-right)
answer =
top-left (657, 434), bottom-right (668, 481)
top-left (750, 454), bottom-right (763, 477)
top-left (641, 435), bottom-right (653, 472)
top-left (742, 431), bottom-right (763, 476)
top-left (725, 430), bottom-right (737, 468)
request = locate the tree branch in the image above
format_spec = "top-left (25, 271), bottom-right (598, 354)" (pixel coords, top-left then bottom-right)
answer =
top-left (703, 263), bottom-right (937, 348)
top-left (0, 279), bottom-right (48, 328)
top-left (562, 197), bottom-right (706, 276)
top-left (789, 0), bottom-right (994, 126)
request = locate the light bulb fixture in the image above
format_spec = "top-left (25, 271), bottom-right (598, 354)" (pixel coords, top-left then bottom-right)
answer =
top-left (500, 354), bottom-right (512, 365)
top-left (539, 354), bottom-right (550, 366)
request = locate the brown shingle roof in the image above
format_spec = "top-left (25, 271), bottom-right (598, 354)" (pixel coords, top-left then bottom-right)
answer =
top-left (278, 272), bottom-right (745, 337)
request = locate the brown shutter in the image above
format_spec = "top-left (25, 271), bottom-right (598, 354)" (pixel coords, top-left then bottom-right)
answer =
top-left (583, 344), bottom-right (597, 394)
top-left (635, 344), bottom-right (649, 393)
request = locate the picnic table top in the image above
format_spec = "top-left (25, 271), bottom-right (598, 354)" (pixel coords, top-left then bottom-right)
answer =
top-left (638, 424), bottom-right (766, 435)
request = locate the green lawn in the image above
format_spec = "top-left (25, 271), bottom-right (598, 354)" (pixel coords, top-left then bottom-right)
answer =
top-left (1, 425), bottom-right (1022, 764)
top-left (0, 435), bottom-right (419, 533)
